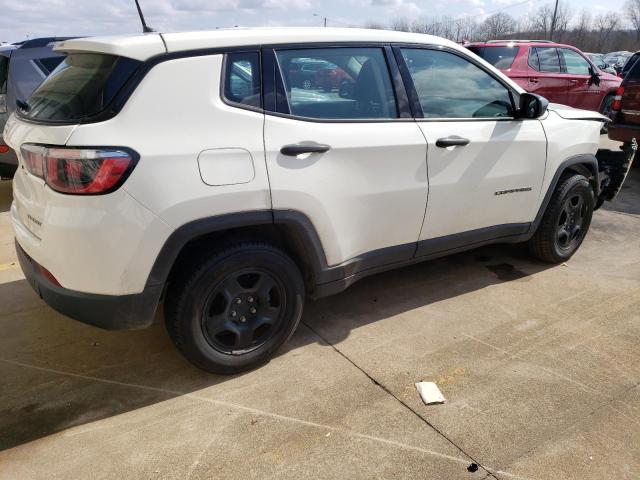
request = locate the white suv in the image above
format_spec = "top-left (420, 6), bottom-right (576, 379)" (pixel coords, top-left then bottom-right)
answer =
top-left (4, 28), bottom-right (632, 373)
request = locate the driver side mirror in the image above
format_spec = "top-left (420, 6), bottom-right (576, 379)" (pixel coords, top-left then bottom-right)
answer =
top-left (517, 92), bottom-right (548, 119)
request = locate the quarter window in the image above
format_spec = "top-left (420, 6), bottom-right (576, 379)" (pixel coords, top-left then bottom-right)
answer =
top-left (224, 52), bottom-right (261, 109)
top-left (401, 48), bottom-right (513, 119)
top-left (275, 48), bottom-right (398, 120)
top-left (559, 49), bottom-right (591, 75)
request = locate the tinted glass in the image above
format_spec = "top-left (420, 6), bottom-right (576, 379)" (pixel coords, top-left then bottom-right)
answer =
top-left (467, 46), bottom-right (518, 69)
top-left (276, 48), bottom-right (397, 119)
top-left (224, 52), bottom-right (261, 108)
top-left (401, 48), bottom-right (513, 119)
top-left (0, 56), bottom-right (7, 94)
top-left (34, 56), bottom-right (64, 75)
top-left (535, 47), bottom-right (561, 73)
top-left (24, 53), bottom-right (140, 122)
top-left (559, 49), bottom-right (591, 75)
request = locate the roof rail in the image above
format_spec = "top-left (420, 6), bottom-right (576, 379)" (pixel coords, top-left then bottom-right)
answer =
top-left (18, 37), bottom-right (78, 49)
top-left (486, 39), bottom-right (554, 44)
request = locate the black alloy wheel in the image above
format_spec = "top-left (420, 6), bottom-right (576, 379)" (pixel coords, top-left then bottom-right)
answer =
top-left (202, 268), bottom-right (286, 354)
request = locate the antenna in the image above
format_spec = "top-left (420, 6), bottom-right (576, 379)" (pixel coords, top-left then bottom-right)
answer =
top-left (134, 0), bottom-right (154, 33)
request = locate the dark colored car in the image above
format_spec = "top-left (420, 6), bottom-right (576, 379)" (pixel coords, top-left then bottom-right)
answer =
top-left (467, 40), bottom-right (621, 116)
top-left (608, 53), bottom-right (640, 149)
top-left (0, 37), bottom-right (73, 178)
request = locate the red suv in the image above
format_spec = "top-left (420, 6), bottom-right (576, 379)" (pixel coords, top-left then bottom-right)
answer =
top-left (467, 40), bottom-right (621, 115)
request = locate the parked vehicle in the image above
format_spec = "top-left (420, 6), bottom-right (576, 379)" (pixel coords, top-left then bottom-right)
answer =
top-left (288, 57), bottom-right (353, 91)
top-left (618, 51), bottom-right (640, 80)
top-left (604, 51), bottom-right (633, 75)
top-left (0, 37), bottom-right (71, 178)
top-left (585, 53), bottom-right (616, 75)
top-left (467, 40), bottom-right (621, 117)
top-left (608, 54), bottom-right (640, 149)
top-left (5, 29), bottom-right (633, 373)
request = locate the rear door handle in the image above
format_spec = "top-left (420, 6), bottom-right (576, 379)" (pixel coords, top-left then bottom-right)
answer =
top-left (529, 77), bottom-right (540, 84)
top-left (280, 143), bottom-right (331, 156)
top-left (436, 136), bottom-right (470, 148)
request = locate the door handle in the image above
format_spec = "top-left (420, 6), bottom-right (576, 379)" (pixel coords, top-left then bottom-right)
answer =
top-left (280, 143), bottom-right (331, 156)
top-left (569, 79), bottom-right (579, 84)
top-left (529, 77), bottom-right (540, 84)
top-left (436, 136), bottom-right (470, 148)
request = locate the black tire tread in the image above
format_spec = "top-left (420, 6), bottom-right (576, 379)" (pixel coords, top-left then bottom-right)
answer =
top-left (164, 242), bottom-right (301, 373)
top-left (528, 173), bottom-right (593, 263)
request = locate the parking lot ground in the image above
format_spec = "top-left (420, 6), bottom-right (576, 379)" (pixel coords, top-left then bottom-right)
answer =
top-left (0, 147), bottom-right (639, 479)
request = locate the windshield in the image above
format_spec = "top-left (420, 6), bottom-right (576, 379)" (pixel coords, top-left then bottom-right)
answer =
top-left (467, 46), bottom-right (518, 69)
top-left (22, 53), bottom-right (140, 122)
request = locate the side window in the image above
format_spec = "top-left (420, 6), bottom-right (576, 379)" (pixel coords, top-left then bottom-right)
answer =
top-left (534, 47), bottom-right (561, 73)
top-left (559, 49), bottom-right (591, 75)
top-left (0, 56), bottom-right (7, 94)
top-left (223, 52), bottom-right (261, 109)
top-left (275, 48), bottom-right (397, 120)
top-left (401, 48), bottom-right (513, 119)
top-left (34, 56), bottom-right (64, 76)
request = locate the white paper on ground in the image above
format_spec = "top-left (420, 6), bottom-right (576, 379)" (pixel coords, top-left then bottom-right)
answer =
top-left (415, 381), bottom-right (446, 405)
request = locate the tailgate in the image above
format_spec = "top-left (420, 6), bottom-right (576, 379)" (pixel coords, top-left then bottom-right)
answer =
top-left (596, 139), bottom-right (637, 207)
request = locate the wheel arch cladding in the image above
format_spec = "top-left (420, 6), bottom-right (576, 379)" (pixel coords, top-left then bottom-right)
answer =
top-left (145, 210), bottom-right (330, 296)
top-left (532, 154), bottom-right (599, 232)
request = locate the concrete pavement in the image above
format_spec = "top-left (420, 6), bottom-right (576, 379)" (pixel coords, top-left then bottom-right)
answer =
top-left (0, 149), bottom-right (638, 479)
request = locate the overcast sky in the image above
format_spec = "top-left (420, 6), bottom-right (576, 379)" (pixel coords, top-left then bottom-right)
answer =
top-left (0, 0), bottom-right (627, 43)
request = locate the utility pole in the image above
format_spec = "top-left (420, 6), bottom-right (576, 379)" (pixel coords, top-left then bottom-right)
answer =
top-left (549, 0), bottom-right (559, 41)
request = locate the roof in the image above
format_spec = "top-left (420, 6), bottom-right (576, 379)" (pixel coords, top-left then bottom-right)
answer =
top-left (53, 27), bottom-right (463, 61)
top-left (468, 40), bottom-right (575, 48)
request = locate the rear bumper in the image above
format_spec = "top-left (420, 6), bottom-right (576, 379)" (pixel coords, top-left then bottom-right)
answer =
top-left (608, 123), bottom-right (640, 143)
top-left (16, 240), bottom-right (162, 330)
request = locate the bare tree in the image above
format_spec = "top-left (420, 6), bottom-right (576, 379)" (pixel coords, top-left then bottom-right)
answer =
top-left (625, 0), bottom-right (640, 41)
top-left (594, 12), bottom-right (621, 51)
top-left (480, 12), bottom-right (516, 40)
top-left (364, 21), bottom-right (386, 30)
top-left (391, 17), bottom-right (410, 32)
top-left (572, 9), bottom-right (592, 50)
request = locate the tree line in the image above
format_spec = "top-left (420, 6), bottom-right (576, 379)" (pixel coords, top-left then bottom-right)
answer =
top-left (365, 0), bottom-right (640, 53)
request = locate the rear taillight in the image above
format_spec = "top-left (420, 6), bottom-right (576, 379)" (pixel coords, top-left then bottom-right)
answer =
top-left (612, 86), bottom-right (625, 111)
top-left (19, 144), bottom-right (136, 194)
top-left (0, 144), bottom-right (9, 154)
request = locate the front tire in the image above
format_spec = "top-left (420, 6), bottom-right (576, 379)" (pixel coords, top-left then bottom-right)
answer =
top-left (165, 243), bottom-right (304, 374)
top-left (528, 174), bottom-right (594, 263)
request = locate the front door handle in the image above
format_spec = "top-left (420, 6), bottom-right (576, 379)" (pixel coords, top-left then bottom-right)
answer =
top-left (529, 77), bottom-right (540, 84)
top-left (280, 143), bottom-right (331, 156)
top-left (435, 136), bottom-right (470, 148)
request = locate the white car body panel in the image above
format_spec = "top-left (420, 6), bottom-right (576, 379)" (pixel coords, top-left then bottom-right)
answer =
top-left (264, 116), bottom-right (428, 266)
top-left (418, 119), bottom-right (547, 240)
top-left (3, 28), bottom-right (604, 303)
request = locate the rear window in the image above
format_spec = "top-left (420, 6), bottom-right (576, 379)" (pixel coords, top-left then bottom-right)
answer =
top-left (22, 53), bottom-right (140, 122)
top-left (0, 56), bottom-right (8, 94)
top-left (622, 53), bottom-right (640, 77)
top-left (467, 46), bottom-right (518, 69)
top-left (627, 56), bottom-right (640, 80)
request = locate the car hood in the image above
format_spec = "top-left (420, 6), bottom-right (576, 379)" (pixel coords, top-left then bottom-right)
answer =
top-left (547, 103), bottom-right (608, 121)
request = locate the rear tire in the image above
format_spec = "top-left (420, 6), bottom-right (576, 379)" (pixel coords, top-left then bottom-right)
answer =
top-left (165, 243), bottom-right (304, 374)
top-left (528, 174), bottom-right (594, 263)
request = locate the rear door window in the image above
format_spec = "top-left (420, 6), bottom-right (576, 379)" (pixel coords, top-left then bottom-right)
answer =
top-left (33, 56), bottom-right (64, 76)
top-left (531, 47), bottom-right (561, 73)
top-left (22, 53), bottom-right (140, 122)
top-left (275, 47), bottom-right (397, 120)
top-left (467, 46), bottom-right (518, 69)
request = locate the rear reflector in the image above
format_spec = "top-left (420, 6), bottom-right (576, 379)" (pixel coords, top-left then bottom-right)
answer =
top-left (0, 144), bottom-right (9, 154)
top-left (20, 144), bottom-right (136, 194)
